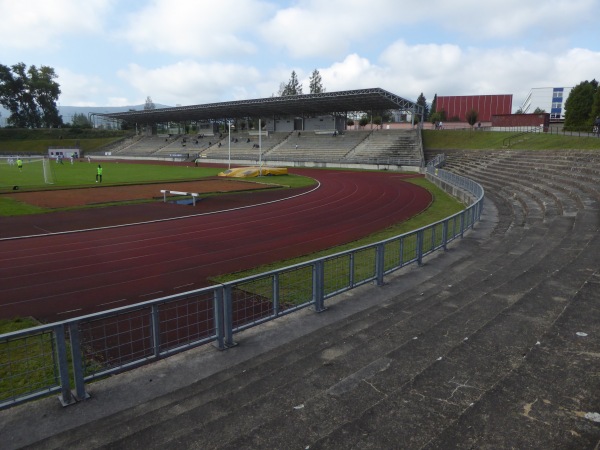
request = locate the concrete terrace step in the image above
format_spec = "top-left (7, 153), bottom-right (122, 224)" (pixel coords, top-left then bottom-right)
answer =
top-left (24, 209), bottom-right (581, 448)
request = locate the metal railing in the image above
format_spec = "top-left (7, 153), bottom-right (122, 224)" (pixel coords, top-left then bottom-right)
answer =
top-left (0, 162), bottom-right (483, 410)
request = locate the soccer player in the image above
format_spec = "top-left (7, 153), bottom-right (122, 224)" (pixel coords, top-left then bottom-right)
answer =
top-left (96, 164), bottom-right (103, 183)
top-left (17, 158), bottom-right (23, 171)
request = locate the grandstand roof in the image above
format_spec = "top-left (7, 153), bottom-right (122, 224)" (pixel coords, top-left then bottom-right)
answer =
top-left (94, 88), bottom-right (423, 124)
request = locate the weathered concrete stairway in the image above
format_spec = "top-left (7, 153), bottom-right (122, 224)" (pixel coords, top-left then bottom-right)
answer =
top-left (3, 150), bottom-right (599, 449)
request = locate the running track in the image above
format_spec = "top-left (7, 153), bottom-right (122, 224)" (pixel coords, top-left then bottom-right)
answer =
top-left (0, 169), bottom-right (432, 323)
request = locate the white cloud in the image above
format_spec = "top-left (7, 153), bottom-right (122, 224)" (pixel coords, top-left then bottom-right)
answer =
top-left (259, 0), bottom-right (597, 59)
top-left (0, 0), bottom-right (113, 50)
top-left (119, 0), bottom-right (273, 58)
top-left (56, 67), bottom-right (109, 107)
top-left (118, 61), bottom-right (263, 105)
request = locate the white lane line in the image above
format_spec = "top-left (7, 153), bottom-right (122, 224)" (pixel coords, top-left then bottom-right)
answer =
top-left (99, 298), bottom-right (128, 306)
top-left (174, 283), bottom-right (194, 290)
top-left (57, 308), bottom-right (82, 315)
top-left (140, 290), bottom-right (163, 298)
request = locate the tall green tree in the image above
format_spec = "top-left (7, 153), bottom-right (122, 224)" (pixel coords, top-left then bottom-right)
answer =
top-left (564, 79), bottom-right (598, 129)
top-left (430, 94), bottom-right (437, 116)
top-left (591, 84), bottom-right (600, 123)
top-left (0, 62), bottom-right (62, 128)
top-left (416, 92), bottom-right (429, 123)
top-left (308, 69), bottom-right (324, 94)
top-left (279, 70), bottom-right (303, 96)
top-left (70, 113), bottom-right (92, 128)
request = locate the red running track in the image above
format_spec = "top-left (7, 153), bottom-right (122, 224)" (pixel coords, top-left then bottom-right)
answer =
top-left (0, 169), bottom-right (432, 323)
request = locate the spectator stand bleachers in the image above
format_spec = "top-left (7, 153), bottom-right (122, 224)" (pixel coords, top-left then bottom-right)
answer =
top-left (201, 132), bottom-right (292, 161)
top-left (266, 130), bottom-right (371, 162)
top-left (347, 129), bottom-right (422, 165)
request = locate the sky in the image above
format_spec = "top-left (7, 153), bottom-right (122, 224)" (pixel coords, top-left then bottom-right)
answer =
top-left (1, 0), bottom-right (599, 112)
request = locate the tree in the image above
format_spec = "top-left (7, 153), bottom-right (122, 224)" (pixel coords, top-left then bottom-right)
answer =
top-left (279, 71), bottom-right (303, 96)
top-left (0, 62), bottom-right (62, 128)
top-left (308, 69), bottom-right (324, 94)
top-left (70, 113), bottom-right (92, 128)
top-left (430, 94), bottom-right (437, 117)
top-left (590, 85), bottom-right (600, 123)
top-left (416, 93), bottom-right (429, 122)
top-left (144, 96), bottom-right (155, 110)
top-left (564, 79), bottom-right (598, 129)
top-left (533, 107), bottom-right (546, 114)
top-left (466, 109), bottom-right (478, 127)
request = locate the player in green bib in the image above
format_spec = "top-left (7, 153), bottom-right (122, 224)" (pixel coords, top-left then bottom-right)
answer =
top-left (96, 164), bottom-right (103, 183)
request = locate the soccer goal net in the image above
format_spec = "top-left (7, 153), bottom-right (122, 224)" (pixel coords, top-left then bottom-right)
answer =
top-left (42, 157), bottom-right (54, 184)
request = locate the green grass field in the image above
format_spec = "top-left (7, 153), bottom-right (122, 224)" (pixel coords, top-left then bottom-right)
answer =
top-left (0, 160), bottom-right (316, 216)
top-left (0, 159), bottom-right (225, 191)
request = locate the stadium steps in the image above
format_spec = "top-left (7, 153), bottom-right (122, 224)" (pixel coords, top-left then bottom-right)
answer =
top-left (11, 149), bottom-right (600, 449)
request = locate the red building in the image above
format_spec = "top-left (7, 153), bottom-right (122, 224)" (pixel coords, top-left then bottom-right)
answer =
top-left (436, 95), bottom-right (513, 122)
top-left (492, 113), bottom-right (549, 129)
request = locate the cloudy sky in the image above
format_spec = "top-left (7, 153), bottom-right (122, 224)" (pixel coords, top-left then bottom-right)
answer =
top-left (1, 0), bottom-right (599, 111)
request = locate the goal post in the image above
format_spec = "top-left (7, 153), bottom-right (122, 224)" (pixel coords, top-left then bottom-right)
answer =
top-left (43, 157), bottom-right (55, 184)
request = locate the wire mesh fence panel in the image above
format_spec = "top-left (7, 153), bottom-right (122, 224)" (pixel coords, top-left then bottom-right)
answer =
top-left (0, 329), bottom-right (58, 405)
top-left (401, 232), bottom-right (419, 265)
top-left (230, 276), bottom-right (277, 329)
top-left (278, 265), bottom-right (315, 310)
top-left (447, 215), bottom-right (461, 241)
top-left (383, 238), bottom-right (402, 272)
top-left (158, 292), bottom-right (217, 352)
top-left (323, 253), bottom-right (352, 296)
top-left (422, 222), bottom-right (445, 255)
top-left (78, 307), bottom-right (154, 379)
top-left (353, 246), bottom-right (377, 285)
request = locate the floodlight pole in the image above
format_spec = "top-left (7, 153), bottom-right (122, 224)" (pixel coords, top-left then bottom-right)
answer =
top-left (228, 120), bottom-right (231, 169)
top-left (258, 118), bottom-right (262, 176)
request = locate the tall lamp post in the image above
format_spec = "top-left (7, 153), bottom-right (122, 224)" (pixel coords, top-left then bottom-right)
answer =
top-left (228, 120), bottom-right (232, 170)
top-left (258, 118), bottom-right (262, 176)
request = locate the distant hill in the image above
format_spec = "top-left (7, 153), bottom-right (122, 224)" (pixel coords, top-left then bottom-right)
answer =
top-left (0, 104), bottom-right (172, 126)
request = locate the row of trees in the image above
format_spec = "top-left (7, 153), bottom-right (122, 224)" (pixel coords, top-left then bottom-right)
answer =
top-left (0, 62), bottom-right (62, 128)
top-left (277, 69), bottom-right (325, 96)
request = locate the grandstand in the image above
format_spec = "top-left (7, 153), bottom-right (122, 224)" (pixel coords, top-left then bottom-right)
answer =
top-left (92, 88), bottom-right (427, 168)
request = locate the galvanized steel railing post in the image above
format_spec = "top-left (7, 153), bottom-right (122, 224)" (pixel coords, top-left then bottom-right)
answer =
top-left (417, 230), bottom-right (424, 266)
top-left (313, 261), bottom-right (326, 312)
top-left (272, 273), bottom-right (280, 316)
top-left (442, 219), bottom-right (449, 251)
top-left (375, 243), bottom-right (385, 285)
top-left (68, 323), bottom-right (89, 401)
top-left (222, 285), bottom-right (237, 348)
top-left (54, 325), bottom-right (75, 406)
top-left (151, 304), bottom-right (161, 358)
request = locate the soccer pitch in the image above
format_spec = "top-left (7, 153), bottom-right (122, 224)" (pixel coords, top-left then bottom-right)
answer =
top-left (0, 159), bottom-right (224, 191)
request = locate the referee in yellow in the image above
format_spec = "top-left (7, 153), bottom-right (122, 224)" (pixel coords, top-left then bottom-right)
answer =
top-left (96, 164), bottom-right (103, 183)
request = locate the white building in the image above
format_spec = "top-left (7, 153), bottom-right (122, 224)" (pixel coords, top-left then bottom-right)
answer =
top-left (520, 87), bottom-right (572, 121)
